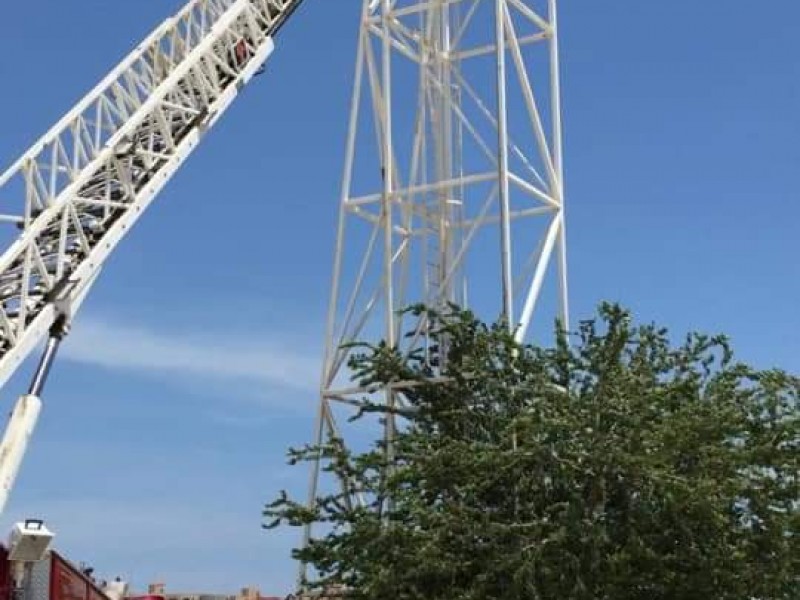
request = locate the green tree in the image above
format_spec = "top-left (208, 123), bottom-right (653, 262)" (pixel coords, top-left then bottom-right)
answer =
top-left (265, 303), bottom-right (799, 599)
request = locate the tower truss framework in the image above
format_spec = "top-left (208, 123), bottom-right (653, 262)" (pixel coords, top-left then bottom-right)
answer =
top-left (304, 0), bottom-right (569, 577)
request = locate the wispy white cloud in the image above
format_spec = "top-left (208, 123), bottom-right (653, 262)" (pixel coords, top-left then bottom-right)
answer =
top-left (60, 316), bottom-right (321, 392)
top-left (9, 316), bottom-right (317, 594)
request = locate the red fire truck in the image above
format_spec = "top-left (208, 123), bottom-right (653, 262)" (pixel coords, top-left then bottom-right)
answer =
top-left (0, 520), bottom-right (125, 600)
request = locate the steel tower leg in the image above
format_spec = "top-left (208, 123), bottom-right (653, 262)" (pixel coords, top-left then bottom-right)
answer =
top-left (300, 0), bottom-right (568, 586)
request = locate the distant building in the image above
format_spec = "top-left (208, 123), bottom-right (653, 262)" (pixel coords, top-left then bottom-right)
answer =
top-left (289, 585), bottom-right (349, 600)
top-left (141, 583), bottom-right (282, 600)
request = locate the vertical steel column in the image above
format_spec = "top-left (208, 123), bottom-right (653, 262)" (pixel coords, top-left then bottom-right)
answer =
top-left (549, 0), bottom-right (570, 330)
top-left (495, 0), bottom-right (514, 328)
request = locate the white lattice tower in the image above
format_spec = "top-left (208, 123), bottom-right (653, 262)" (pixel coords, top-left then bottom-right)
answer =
top-left (303, 0), bottom-right (569, 581)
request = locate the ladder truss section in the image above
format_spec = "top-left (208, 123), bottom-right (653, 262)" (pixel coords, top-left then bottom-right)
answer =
top-left (0, 0), bottom-right (302, 390)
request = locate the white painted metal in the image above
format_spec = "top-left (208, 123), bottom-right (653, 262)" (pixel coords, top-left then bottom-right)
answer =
top-left (7, 518), bottom-right (53, 562)
top-left (0, 395), bottom-right (42, 517)
top-left (303, 0), bottom-right (569, 583)
top-left (103, 580), bottom-right (130, 600)
top-left (0, 0), bottom-right (303, 393)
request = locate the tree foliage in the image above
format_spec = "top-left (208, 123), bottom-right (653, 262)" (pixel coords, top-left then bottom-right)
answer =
top-left (265, 303), bottom-right (799, 599)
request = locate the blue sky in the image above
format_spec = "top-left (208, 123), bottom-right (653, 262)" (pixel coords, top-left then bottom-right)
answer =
top-left (0, 0), bottom-right (798, 596)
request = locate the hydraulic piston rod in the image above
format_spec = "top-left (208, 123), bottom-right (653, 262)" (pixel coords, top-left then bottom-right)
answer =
top-left (0, 318), bottom-right (68, 516)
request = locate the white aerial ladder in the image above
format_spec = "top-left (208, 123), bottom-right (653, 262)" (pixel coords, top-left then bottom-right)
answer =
top-left (0, 0), bottom-right (305, 518)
